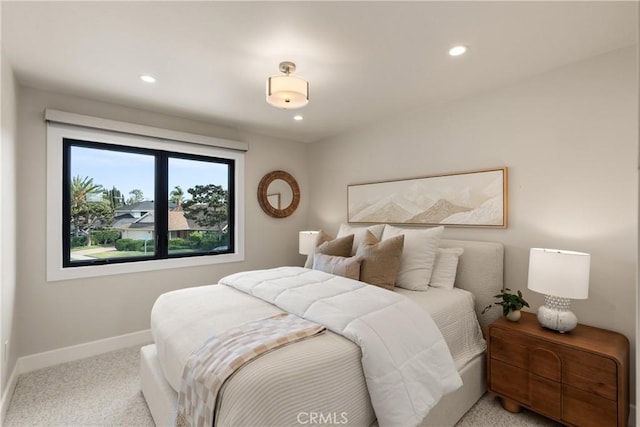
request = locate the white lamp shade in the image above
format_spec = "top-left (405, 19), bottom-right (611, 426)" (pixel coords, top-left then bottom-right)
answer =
top-left (299, 231), bottom-right (319, 255)
top-left (267, 75), bottom-right (309, 109)
top-left (527, 248), bottom-right (590, 299)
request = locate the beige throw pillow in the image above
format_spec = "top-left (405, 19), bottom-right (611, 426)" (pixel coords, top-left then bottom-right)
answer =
top-left (312, 253), bottom-right (362, 281)
top-left (356, 231), bottom-right (404, 290)
top-left (304, 231), bottom-right (354, 268)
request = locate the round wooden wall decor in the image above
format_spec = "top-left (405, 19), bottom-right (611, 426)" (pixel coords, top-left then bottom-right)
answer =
top-left (257, 170), bottom-right (300, 218)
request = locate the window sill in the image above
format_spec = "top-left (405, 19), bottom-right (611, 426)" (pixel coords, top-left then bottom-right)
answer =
top-left (47, 251), bottom-right (245, 282)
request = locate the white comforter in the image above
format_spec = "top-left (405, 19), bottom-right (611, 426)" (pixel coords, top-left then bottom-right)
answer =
top-left (220, 267), bottom-right (462, 427)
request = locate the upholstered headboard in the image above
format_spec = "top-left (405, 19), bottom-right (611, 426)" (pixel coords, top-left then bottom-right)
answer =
top-left (439, 239), bottom-right (504, 330)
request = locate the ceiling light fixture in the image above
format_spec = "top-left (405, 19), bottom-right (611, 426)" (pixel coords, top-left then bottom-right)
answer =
top-left (449, 45), bottom-right (467, 57)
top-left (140, 75), bottom-right (156, 83)
top-left (293, 115), bottom-right (304, 121)
top-left (266, 61), bottom-right (309, 109)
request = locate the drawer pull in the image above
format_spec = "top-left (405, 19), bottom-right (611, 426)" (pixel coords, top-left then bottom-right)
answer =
top-left (530, 347), bottom-right (561, 382)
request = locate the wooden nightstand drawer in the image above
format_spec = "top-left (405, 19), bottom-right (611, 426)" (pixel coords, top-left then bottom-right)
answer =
top-left (563, 384), bottom-right (617, 426)
top-left (530, 374), bottom-right (561, 419)
top-left (563, 348), bottom-right (617, 400)
top-left (490, 359), bottom-right (529, 405)
top-left (489, 327), bottom-right (530, 369)
top-left (530, 347), bottom-right (561, 381)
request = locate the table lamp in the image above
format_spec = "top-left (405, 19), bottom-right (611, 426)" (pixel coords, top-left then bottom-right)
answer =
top-left (527, 248), bottom-right (590, 333)
top-left (298, 231), bottom-right (319, 255)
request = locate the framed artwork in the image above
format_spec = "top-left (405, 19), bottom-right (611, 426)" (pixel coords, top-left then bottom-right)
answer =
top-left (348, 167), bottom-right (508, 228)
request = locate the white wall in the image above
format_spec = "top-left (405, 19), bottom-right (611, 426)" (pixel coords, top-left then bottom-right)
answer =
top-left (308, 47), bottom-right (638, 399)
top-left (15, 86), bottom-right (309, 357)
top-left (1, 51), bottom-right (19, 397)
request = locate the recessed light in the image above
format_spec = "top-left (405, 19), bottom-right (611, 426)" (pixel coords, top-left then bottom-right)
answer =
top-left (448, 45), bottom-right (467, 57)
top-left (140, 75), bottom-right (156, 83)
top-left (293, 115), bottom-right (304, 121)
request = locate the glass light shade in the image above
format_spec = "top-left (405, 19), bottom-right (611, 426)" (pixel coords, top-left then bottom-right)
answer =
top-left (266, 75), bottom-right (309, 109)
top-left (527, 248), bottom-right (590, 299)
top-left (298, 231), bottom-right (319, 255)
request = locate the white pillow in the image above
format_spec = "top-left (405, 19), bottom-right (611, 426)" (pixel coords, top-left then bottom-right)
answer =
top-left (337, 223), bottom-right (385, 255)
top-left (429, 247), bottom-right (464, 290)
top-left (381, 225), bottom-right (444, 291)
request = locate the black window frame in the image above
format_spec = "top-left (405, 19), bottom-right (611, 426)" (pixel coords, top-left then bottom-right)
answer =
top-left (62, 138), bottom-right (235, 268)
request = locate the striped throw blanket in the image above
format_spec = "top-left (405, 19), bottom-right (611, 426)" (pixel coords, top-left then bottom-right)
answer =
top-left (176, 313), bottom-right (326, 427)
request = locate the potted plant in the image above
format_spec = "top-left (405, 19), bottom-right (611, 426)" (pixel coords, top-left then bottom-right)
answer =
top-left (482, 288), bottom-right (530, 321)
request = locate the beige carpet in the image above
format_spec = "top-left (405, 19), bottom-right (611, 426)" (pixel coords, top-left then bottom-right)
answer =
top-left (4, 345), bottom-right (560, 426)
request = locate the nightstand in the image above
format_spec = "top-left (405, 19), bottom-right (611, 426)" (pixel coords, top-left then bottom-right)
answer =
top-left (487, 311), bottom-right (629, 426)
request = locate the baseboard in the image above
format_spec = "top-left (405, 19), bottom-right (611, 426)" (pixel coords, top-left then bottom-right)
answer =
top-left (19, 329), bottom-right (152, 374)
top-left (0, 360), bottom-right (20, 426)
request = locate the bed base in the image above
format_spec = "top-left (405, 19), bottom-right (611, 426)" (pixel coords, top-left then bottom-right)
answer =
top-left (140, 345), bottom-right (177, 426)
top-left (140, 343), bottom-right (486, 427)
top-left (421, 353), bottom-right (486, 426)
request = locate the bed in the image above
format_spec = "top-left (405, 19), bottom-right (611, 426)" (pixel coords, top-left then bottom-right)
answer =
top-left (140, 237), bottom-right (504, 426)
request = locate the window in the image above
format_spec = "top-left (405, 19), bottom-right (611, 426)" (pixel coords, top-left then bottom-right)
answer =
top-left (63, 139), bottom-right (235, 267)
top-left (47, 110), bottom-right (246, 281)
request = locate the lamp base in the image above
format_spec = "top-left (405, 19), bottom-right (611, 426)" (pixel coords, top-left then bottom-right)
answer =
top-left (537, 295), bottom-right (578, 333)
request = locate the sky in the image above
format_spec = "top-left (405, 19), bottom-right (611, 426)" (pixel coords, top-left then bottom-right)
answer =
top-left (71, 146), bottom-right (229, 202)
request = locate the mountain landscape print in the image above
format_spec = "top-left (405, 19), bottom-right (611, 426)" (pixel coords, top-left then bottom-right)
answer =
top-left (348, 168), bottom-right (507, 227)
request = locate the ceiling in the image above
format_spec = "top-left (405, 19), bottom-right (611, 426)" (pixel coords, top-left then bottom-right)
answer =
top-left (2, 1), bottom-right (637, 143)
